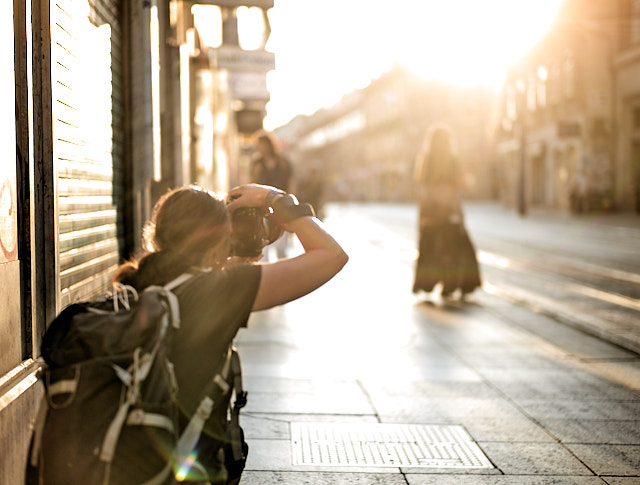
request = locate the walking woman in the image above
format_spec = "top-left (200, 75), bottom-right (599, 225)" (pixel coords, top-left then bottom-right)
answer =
top-left (412, 123), bottom-right (481, 299)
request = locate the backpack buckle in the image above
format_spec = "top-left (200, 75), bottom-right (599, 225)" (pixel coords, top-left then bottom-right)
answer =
top-left (234, 391), bottom-right (248, 409)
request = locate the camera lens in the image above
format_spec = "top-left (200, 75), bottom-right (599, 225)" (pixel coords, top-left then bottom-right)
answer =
top-left (230, 207), bottom-right (265, 257)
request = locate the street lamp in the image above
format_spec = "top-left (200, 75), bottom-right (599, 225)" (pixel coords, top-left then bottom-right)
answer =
top-left (515, 79), bottom-right (527, 216)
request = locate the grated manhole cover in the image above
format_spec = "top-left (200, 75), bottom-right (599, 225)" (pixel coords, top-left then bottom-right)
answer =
top-left (290, 422), bottom-right (493, 468)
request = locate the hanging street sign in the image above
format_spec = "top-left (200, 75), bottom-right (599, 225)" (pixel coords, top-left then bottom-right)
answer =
top-left (227, 72), bottom-right (270, 100)
top-left (210, 46), bottom-right (275, 72)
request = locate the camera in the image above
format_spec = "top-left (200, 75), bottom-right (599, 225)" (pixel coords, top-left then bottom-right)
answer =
top-left (230, 207), bottom-right (284, 257)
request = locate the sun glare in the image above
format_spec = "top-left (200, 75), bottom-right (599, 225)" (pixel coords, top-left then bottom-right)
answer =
top-left (264, 0), bottom-right (564, 129)
top-left (395, 0), bottom-right (564, 88)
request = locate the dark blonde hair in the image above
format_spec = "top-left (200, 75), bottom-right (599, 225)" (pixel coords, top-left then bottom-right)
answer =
top-left (414, 123), bottom-right (459, 186)
top-left (114, 186), bottom-right (230, 288)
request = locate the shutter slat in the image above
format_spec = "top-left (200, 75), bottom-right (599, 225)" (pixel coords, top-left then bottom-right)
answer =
top-left (60, 264), bottom-right (119, 308)
top-left (59, 209), bottom-right (116, 233)
top-left (60, 252), bottom-right (119, 289)
top-left (59, 195), bottom-right (114, 214)
top-left (60, 238), bottom-right (119, 272)
top-left (59, 224), bottom-right (117, 252)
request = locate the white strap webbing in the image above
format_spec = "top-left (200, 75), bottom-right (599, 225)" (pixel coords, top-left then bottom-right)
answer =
top-left (172, 347), bottom-right (234, 469)
top-left (163, 273), bottom-right (192, 328)
top-left (47, 378), bottom-right (77, 397)
top-left (102, 348), bottom-right (148, 462)
top-left (163, 273), bottom-right (193, 292)
top-left (164, 291), bottom-right (181, 329)
top-left (126, 409), bottom-right (175, 434)
top-left (173, 396), bottom-right (214, 463)
top-left (100, 398), bottom-right (133, 462)
top-left (29, 398), bottom-right (49, 467)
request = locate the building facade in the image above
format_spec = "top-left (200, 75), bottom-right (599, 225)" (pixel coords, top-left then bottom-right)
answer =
top-left (613, 0), bottom-right (640, 212)
top-left (493, 0), bottom-right (640, 214)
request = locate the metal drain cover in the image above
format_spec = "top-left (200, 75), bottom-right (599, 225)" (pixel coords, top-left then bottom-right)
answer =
top-left (291, 422), bottom-right (492, 468)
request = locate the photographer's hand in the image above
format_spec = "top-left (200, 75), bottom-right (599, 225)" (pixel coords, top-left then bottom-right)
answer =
top-left (227, 184), bottom-right (279, 212)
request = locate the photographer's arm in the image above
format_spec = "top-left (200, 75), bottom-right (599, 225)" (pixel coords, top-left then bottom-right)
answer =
top-left (226, 184), bottom-right (348, 311)
top-left (253, 215), bottom-right (347, 310)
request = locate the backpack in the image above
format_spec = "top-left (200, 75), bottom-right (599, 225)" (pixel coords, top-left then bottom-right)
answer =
top-left (26, 274), bottom-right (248, 485)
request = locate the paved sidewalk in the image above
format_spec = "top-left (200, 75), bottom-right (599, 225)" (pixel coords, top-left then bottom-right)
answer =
top-left (233, 206), bottom-right (640, 484)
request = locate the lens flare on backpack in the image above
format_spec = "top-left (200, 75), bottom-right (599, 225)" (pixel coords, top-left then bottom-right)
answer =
top-left (175, 451), bottom-right (197, 482)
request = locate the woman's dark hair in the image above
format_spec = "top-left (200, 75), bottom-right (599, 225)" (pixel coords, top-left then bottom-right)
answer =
top-left (414, 123), bottom-right (459, 185)
top-left (256, 131), bottom-right (279, 156)
top-left (114, 186), bottom-right (230, 289)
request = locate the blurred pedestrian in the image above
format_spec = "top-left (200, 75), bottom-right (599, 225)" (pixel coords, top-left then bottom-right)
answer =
top-left (250, 131), bottom-right (294, 259)
top-left (569, 169), bottom-right (588, 214)
top-left (298, 163), bottom-right (325, 220)
top-left (412, 123), bottom-right (481, 300)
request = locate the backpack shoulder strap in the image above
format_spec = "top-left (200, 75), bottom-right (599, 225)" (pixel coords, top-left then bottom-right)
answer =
top-left (146, 273), bottom-right (193, 330)
top-left (228, 348), bottom-right (247, 462)
top-left (173, 346), bottom-right (235, 465)
top-left (29, 391), bottom-right (49, 468)
top-left (163, 273), bottom-right (193, 292)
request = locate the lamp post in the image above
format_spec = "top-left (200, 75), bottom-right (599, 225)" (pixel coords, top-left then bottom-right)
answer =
top-left (516, 79), bottom-right (527, 216)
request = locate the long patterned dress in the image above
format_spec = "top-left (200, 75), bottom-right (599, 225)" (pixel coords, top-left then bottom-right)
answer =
top-left (413, 158), bottom-right (481, 295)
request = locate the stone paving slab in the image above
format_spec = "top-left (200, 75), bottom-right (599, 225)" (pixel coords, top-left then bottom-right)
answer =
top-left (477, 442), bottom-right (594, 475)
top-left (242, 376), bottom-right (364, 394)
top-left (538, 419), bottom-right (640, 444)
top-left (240, 471), bottom-right (409, 484)
top-left (456, 416), bottom-right (556, 443)
top-left (567, 444), bottom-right (640, 476)
top-left (241, 382), bottom-right (373, 415)
top-left (374, 395), bottom-right (525, 421)
top-left (453, 345), bottom-right (576, 369)
top-left (603, 478), bottom-right (640, 484)
top-left (241, 413), bottom-right (379, 440)
top-left (516, 399), bottom-right (640, 421)
top-left (398, 466), bottom-right (500, 476)
top-left (476, 368), bottom-right (640, 401)
top-left (360, 378), bottom-right (503, 400)
top-left (405, 475), bottom-right (607, 484)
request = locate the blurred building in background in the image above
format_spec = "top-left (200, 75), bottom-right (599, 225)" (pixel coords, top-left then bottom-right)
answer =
top-left (1, 1), bottom-right (273, 482)
top-left (493, 0), bottom-right (640, 214)
top-left (276, 65), bottom-right (496, 203)
top-left (614, 0), bottom-right (640, 213)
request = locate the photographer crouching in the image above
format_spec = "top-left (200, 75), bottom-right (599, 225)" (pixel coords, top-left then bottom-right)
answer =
top-left (111, 183), bottom-right (348, 483)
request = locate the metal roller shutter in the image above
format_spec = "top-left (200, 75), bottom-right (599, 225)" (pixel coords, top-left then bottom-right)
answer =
top-left (51, 0), bottom-right (123, 308)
